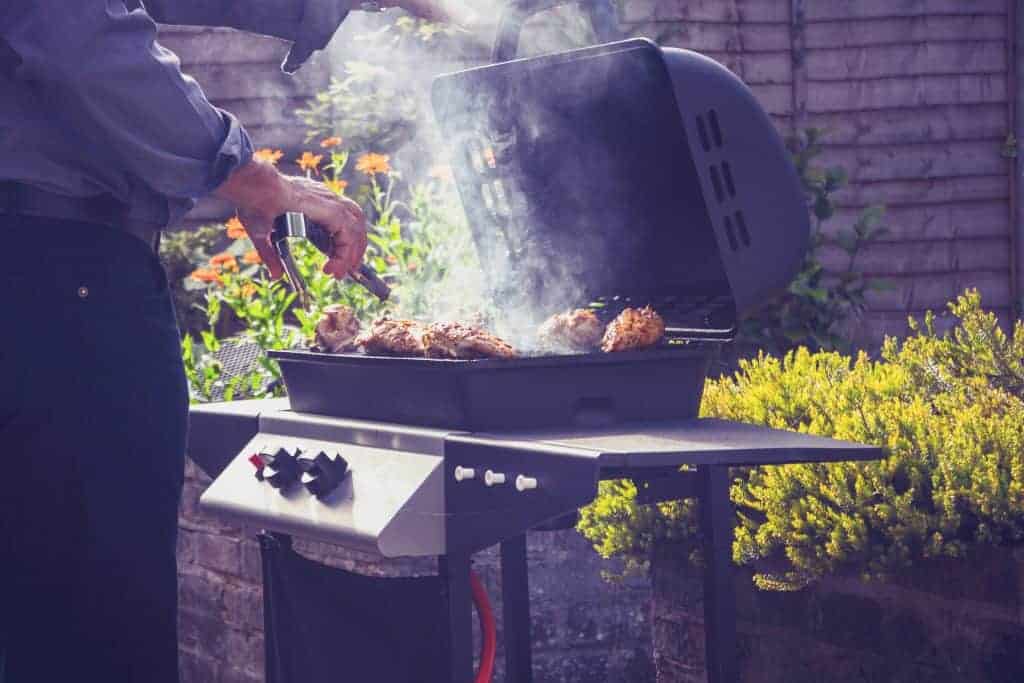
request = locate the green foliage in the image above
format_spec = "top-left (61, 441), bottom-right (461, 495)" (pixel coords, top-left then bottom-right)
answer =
top-left (738, 128), bottom-right (889, 356)
top-left (296, 16), bottom-right (464, 153)
top-left (298, 60), bottom-right (420, 152)
top-left (159, 224), bottom-right (227, 336)
top-left (578, 290), bottom-right (1024, 589)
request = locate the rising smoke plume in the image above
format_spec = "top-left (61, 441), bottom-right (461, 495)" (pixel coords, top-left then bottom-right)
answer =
top-left (323, 2), bottom-right (606, 352)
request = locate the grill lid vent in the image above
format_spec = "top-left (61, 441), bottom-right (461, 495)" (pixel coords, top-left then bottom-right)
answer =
top-left (696, 115), bottom-right (711, 152)
top-left (708, 109), bottom-right (723, 147)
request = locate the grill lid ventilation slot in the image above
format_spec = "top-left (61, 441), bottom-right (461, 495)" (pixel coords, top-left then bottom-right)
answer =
top-left (721, 161), bottom-right (736, 197)
top-left (734, 210), bottom-right (751, 247)
top-left (696, 115), bottom-right (711, 152)
top-left (709, 165), bottom-right (725, 203)
top-left (723, 215), bottom-right (739, 251)
top-left (708, 109), bottom-right (723, 148)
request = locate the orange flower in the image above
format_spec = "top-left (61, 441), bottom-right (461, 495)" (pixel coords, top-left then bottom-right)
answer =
top-left (190, 267), bottom-right (222, 284)
top-left (210, 253), bottom-right (239, 272)
top-left (296, 151), bottom-right (323, 173)
top-left (226, 215), bottom-right (247, 240)
top-left (242, 249), bottom-right (261, 265)
top-left (324, 178), bottom-right (348, 195)
top-left (407, 261), bottom-right (419, 273)
top-left (355, 153), bottom-right (391, 177)
top-left (386, 255), bottom-right (398, 265)
top-left (240, 283), bottom-right (258, 298)
top-left (320, 136), bottom-right (343, 149)
top-left (253, 148), bottom-right (283, 165)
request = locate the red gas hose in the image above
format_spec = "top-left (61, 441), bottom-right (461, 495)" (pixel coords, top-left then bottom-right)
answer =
top-left (470, 569), bottom-right (497, 683)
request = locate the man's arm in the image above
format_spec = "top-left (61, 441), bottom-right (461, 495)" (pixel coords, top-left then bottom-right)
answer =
top-left (140, 0), bottom-right (309, 44)
top-left (2, 0), bottom-right (251, 200)
top-left (141, 1), bottom-right (457, 73)
top-left (141, 0), bottom-right (351, 73)
top-left (1, 0), bottom-right (368, 276)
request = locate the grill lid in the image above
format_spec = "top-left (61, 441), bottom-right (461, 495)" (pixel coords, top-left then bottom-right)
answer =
top-left (431, 38), bottom-right (809, 340)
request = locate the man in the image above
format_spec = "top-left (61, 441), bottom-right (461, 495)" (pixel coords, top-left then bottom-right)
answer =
top-left (0, 1), bottom-right (450, 681)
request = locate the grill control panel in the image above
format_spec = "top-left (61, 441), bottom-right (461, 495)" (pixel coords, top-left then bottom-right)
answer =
top-left (201, 419), bottom-right (605, 558)
top-left (200, 434), bottom-right (446, 557)
top-left (250, 447), bottom-right (350, 500)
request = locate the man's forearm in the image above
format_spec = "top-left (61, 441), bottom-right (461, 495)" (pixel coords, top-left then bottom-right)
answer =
top-left (141, 0), bottom-right (307, 42)
top-left (142, 0), bottom-right (353, 73)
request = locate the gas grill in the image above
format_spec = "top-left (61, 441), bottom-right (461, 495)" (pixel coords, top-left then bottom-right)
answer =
top-left (191, 2), bottom-right (884, 681)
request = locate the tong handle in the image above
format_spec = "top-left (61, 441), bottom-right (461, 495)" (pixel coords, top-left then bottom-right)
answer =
top-left (302, 219), bottom-right (392, 302)
top-left (303, 220), bottom-right (334, 255)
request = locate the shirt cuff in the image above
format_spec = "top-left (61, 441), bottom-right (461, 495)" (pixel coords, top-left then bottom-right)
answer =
top-left (282, 0), bottom-right (350, 73)
top-left (205, 109), bottom-right (255, 196)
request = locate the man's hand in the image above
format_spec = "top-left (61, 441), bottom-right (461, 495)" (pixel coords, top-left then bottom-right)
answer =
top-left (213, 159), bottom-right (368, 280)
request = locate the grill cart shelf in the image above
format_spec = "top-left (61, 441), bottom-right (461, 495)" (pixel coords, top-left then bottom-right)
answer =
top-left (190, 400), bottom-right (882, 682)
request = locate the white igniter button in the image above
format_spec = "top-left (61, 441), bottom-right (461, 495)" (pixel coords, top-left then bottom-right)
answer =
top-left (454, 466), bottom-right (476, 482)
top-left (515, 475), bottom-right (538, 492)
top-left (484, 470), bottom-right (506, 487)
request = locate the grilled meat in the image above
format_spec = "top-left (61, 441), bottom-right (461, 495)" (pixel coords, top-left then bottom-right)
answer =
top-left (314, 305), bottom-right (361, 353)
top-left (601, 306), bottom-right (665, 352)
top-left (422, 321), bottom-right (517, 360)
top-left (355, 317), bottom-right (426, 356)
top-left (538, 308), bottom-right (604, 352)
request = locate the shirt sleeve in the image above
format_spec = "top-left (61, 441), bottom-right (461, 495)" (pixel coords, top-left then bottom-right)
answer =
top-left (0, 0), bottom-right (254, 200)
top-left (139, 0), bottom-right (305, 41)
top-left (141, 0), bottom-right (350, 74)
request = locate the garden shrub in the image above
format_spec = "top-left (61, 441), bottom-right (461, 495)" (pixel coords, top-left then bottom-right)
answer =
top-left (578, 290), bottom-right (1024, 589)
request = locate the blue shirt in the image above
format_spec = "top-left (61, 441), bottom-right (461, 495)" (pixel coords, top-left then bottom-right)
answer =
top-left (0, 1), bottom-right (349, 228)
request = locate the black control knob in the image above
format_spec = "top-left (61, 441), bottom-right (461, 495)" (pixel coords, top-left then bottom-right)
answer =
top-left (260, 448), bottom-right (301, 490)
top-left (299, 451), bottom-right (349, 500)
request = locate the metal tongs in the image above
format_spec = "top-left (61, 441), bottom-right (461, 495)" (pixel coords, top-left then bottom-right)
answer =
top-left (271, 212), bottom-right (391, 309)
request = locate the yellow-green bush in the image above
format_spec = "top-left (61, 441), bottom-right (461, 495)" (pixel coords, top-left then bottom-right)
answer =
top-left (578, 290), bottom-right (1024, 589)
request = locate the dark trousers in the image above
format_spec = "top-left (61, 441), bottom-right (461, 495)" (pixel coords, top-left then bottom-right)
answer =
top-left (0, 216), bottom-right (187, 682)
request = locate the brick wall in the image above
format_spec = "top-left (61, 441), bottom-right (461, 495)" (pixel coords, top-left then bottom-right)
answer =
top-left (651, 542), bottom-right (1024, 682)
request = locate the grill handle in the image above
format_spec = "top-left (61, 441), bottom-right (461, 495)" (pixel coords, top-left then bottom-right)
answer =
top-left (491, 0), bottom-right (619, 63)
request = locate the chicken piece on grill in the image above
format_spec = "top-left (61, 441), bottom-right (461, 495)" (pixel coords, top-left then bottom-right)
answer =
top-left (355, 317), bottom-right (426, 356)
top-left (538, 308), bottom-right (604, 352)
top-left (600, 306), bottom-right (666, 353)
top-left (422, 321), bottom-right (517, 360)
top-left (314, 305), bottom-right (361, 353)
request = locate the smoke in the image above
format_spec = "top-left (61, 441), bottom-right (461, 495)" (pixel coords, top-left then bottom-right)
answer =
top-left (323, 2), bottom-right (605, 353)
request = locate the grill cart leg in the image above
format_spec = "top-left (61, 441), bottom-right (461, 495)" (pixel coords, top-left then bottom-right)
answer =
top-left (699, 465), bottom-right (737, 682)
top-left (501, 534), bottom-right (533, 682)
top-left (440, 552), bottom-right (475, 683)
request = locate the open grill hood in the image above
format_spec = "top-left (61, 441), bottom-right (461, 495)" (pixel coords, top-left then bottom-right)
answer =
top-left (269, 37), bottom-right (811, 431)
top-left (431, 38), bottom-right (810, 341)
